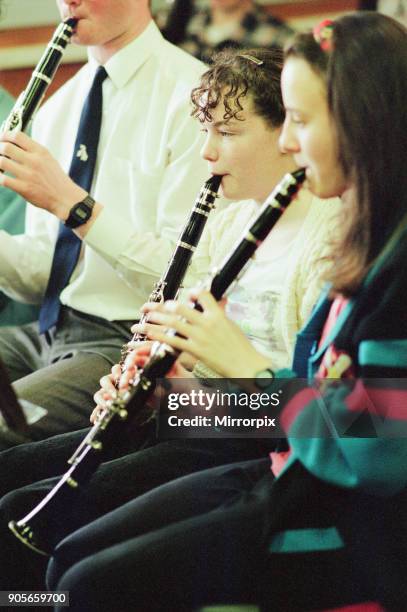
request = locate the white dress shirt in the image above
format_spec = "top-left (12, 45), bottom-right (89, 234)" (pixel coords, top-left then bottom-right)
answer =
top-left (0, 21), bottom-right (209, 320)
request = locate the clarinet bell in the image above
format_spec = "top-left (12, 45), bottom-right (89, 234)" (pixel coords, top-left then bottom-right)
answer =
top-left (8, 520), bottom-right (50, 557)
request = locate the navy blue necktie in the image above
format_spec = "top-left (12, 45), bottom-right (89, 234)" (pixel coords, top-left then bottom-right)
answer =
top-left (39, 66), bottom-right (108, 334)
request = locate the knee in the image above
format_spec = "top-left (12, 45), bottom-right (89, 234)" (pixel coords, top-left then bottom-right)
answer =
top-left (51, 559), bottom-right (94, 611)
top-left (46, 537), bottom-right (73, 590)
top-left (47, 528), bottom-right (88, 591)
top-left (52, 555), bottom-right (115, 612)
top-left (46, 555), bottom-right (61, 591)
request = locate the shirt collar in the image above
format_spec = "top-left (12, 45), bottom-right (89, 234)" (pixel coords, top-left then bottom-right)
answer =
top-left (88, 20), bottom-right (164, 90)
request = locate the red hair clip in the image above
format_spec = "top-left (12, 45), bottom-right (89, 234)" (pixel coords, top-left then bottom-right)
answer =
top-left (313, 19), bottom-right (334, 52)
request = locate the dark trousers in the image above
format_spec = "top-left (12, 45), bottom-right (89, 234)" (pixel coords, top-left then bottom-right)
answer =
top-left (0, 437), bottom-right (390, 610)
top-left (0, 429), bottom-right (273, 592)
top-left (48, 458), bottom-right (273, 612)
top-left (0, 308), bottom-right (133, 449)
top-left (48, 461), bottom-right (398, 612)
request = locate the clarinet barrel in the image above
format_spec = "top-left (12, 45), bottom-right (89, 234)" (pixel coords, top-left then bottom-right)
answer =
top-left (121, 174), bottom-right (222, 354)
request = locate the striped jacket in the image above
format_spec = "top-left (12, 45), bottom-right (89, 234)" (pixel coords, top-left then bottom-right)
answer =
top-left (264, 233), bottom-right (407, 609)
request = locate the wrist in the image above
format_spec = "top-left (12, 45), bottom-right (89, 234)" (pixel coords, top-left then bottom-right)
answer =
top-left (225, 354), bottom-right (272, 380)
top-left (53, 185), bottom-right (88, 221)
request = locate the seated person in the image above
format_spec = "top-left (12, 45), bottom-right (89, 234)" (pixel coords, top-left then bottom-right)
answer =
top-left (0, 0), bottom-right (209, 448)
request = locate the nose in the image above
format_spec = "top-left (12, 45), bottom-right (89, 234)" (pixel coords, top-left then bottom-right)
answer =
top-left (60, 0), bottom-right (81, 8)
top-left (200, 133), bottom-right (219, 163)
top-left (279, 116), bottom-right (300, 155)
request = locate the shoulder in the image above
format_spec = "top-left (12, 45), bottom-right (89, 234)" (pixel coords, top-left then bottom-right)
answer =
top-left (142, 30), bottom-right (206, 113)
top-left (295, 191), bottom-right (340, 255)
top-left (207, 199), bottom-right (259, 261)
top-left (306, 194), bottom-right (341, 231)
top-left (156, 39), bottom-right (205, 83)
top-left (145, 22), bottom-right (205, 81)
top-left (337, 232), bottom-right (407, 363)
top-left (360, 233), bottom-right (407, 301)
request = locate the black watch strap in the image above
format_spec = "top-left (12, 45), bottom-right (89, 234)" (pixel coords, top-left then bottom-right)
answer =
top-left (64, 194), bottom-right (95, 229)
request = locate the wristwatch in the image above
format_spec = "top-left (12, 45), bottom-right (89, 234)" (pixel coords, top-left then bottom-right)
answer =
top-left (64, 194), bottom-right (95, 229)
top-left (254, 367), bottom-right (275, 390)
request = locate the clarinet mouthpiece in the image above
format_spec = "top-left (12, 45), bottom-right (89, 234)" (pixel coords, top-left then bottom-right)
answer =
top-left (64, 17), bottom-right (78, 30)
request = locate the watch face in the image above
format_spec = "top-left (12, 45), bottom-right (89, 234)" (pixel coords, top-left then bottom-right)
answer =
top-left (65, 196), bottom-right (95, 228)
top-left (75, 204), bottom-right (90, 221)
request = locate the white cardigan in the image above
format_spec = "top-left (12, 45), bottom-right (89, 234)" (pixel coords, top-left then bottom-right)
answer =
top-left (190, 188), bottom-right (341, 371)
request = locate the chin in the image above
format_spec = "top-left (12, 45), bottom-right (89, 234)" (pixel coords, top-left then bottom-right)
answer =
top-left (306, 177), bottom-right (339, 200)
top-left (73, 24), bottom-right (103, 47)
top-left (71, 27), bottom-right (90, 46)
top-left (220, 189), bottom-right (235, 201)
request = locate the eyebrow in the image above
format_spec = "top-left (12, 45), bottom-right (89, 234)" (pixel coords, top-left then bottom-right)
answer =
top-left (212, 119), bottom-right (241, 128)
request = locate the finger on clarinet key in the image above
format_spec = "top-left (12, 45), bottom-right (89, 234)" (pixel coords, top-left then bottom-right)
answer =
top-left (110, 363), bottom-right (122, 381)
top-left (99, 373), bottom-right (117, 397)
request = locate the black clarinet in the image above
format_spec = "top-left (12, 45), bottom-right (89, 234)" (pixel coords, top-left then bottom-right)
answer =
top-left (0, 18), bottom-right (77, 432)
top-left (1, 18), bottom-right (77, 134)
top-left (8, 169), bottom-right (305, 556)
top-left (120, 174), bottom-right (222, 361)
top-left (97, 173), bottom-right (221, 431)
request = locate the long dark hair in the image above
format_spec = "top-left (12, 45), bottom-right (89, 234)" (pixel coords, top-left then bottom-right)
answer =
top-left (191, 47), bottom-right (285, 129)
top-left (285, 12), bottom-right (407, 295)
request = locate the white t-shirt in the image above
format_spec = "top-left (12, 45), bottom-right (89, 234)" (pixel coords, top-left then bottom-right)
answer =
top-left (226, 233), bottom-right (297, 367)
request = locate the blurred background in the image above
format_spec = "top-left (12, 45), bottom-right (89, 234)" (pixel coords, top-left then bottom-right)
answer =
top-left (0, 0), bottom-right (405, 98)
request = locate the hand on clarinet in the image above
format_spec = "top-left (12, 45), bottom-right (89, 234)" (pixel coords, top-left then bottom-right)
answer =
top-left (137, 290), bottom-right (271, 380)
top-left (90, 341), bottom-right (193, 424)
top-left (0, 131), bottom-right (85, 213)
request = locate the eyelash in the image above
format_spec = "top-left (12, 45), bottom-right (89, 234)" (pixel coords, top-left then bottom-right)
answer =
top-left (200, 128), bottom-right (235, 137)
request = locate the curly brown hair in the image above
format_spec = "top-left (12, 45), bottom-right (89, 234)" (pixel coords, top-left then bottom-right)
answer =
top-left (191, 47), bottom-right (285, 128)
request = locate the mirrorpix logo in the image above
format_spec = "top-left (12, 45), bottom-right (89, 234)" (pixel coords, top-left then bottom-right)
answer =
top-left (159, 387), bottom-right (283, 438)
